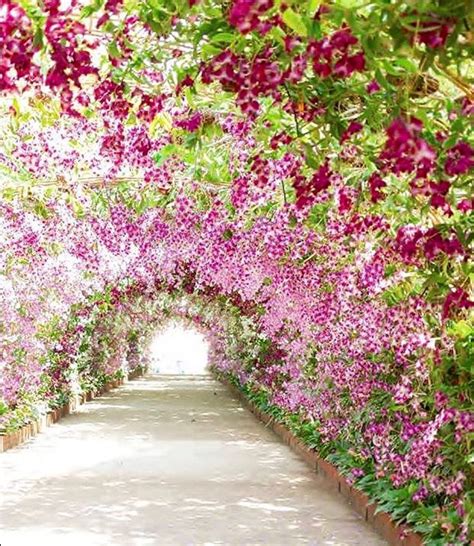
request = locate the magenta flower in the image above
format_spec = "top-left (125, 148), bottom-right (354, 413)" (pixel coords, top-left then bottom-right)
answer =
top-left (340, 121), bottom-right (363, 144)
top-left (416, 17), bottom-right (455, 49)
top-left (380, 117), bottom-right (436, 178)
top-left (412, 486), bottom-right (429, 503)
top-left (228, 0), bottom-right (273, 34)
top-left (443, 288), bottom-right (474, 319)
top-left (457, 198), bottom-right (473, 213)
top-left (368, 173), bottom-right (386, 203)
top-left (174, 112), bottom-right (203, 132)
top-left (445, 142), bottom-right (474, 176)
top-left (366, 80), bottom-right (381, 94)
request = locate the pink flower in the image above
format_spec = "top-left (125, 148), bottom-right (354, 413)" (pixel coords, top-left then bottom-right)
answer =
top-left (368, 173), bottom-right (386, 203)
top-left (340, 121), bottom-right (363, 144)
top-left (457, 198), bottom-right (473, 213)
top-left (367, 80), bottom-right (381, 94)
top-left (174, 112), bottom-right (203, 132)
top-left (423, 228), bottom-right (464, 260)
top-left (445, 142), bottom-right (474, 176)
top-left (308, 27), bottom-right (365, 80)
top-left (228, 0), bottom-right (273, 34)
top-left (176, 74), bottom-right (194, 95)
top-left (443, 288), bottom-right (474, 319)
top-left (379, 117), bottom-right (436, 178)
top-left (412, 486), bottom-right (429, 502)
top-left (416, 17), bottom-right (455, 49)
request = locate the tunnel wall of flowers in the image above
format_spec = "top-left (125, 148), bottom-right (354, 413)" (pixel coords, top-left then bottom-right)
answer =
top-left (0, 1), bottom-right (473, 544)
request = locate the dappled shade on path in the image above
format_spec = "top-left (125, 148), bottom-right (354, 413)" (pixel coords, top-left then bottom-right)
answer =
top-left (0, 375), bottom-right (386, 546)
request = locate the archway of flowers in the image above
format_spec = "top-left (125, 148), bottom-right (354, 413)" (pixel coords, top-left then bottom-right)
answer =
top-left (0, 1), bottom-right (473, 544)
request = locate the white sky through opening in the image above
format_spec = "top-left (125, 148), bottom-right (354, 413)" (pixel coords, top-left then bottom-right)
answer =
top-left (148, 323), bottom-right (209, 375)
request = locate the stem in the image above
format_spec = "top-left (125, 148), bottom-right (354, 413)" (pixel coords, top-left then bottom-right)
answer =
top-left (281, 178), bottom-right (287, 205)
top-left (434, 61), bottom-right (474, 100)
top-left (283, 82), bottom-right (302, 138)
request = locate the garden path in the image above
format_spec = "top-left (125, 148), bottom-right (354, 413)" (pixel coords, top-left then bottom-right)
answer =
top-left (0, 374), bottom-right (386, 546)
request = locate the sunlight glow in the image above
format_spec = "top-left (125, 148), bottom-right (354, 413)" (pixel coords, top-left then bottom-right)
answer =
top-left (148, 323), bottom-right (209, 375)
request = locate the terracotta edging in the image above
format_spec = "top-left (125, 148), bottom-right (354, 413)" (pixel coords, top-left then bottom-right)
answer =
top-left (0, 367), bottom-right (146, 454)
top-left (218, 375), bottom-right (423, 546)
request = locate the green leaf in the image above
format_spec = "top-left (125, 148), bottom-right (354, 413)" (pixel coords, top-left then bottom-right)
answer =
top-left (447, 320), bottom-right (473, 339)
top-left (32, 27), bottom-right (44, 49)
top-left (282, 8), bottom-right (308, 37)
top-left (149, 112), bottom-right (173, 134)
top-left (337, 0), bottom-right (360, 6)
top-left (393, 58), bottom-right (418, 73)
top-left (304, 145), bottom-right (319, 169)
top-left (210, 32), bottom-right (236, 44)
top-left (200, 43), bottom-right (222, 59)
top-left (153, 144), bottom-right (176, 166)
top-left (307, 0), bottom-right (321, 15)
top-left (108, 41), bottom-right (121, 59)
top-left (34, 201), bottom-right (50, 219)
top-left (374, 68), bottom-right (393, 90)
top-left (80, 0), bottom-right (105, 19)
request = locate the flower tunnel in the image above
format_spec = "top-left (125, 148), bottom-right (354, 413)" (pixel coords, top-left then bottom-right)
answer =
top-left (0, 1), bottom-right (473, 544)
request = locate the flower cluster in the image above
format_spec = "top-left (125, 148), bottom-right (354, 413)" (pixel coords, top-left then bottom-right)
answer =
top-left (0, 2), bottom-right (39, 91)
top-left (229, 0), bottom-right (274, 34)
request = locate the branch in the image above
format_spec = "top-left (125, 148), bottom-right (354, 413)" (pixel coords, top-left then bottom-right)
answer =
top-left (283, 82), bottom-right (302, 138)
top-left (434, 61), bottom-right (474, 100)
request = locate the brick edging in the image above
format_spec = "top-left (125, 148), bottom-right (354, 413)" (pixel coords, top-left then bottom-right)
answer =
top-left (0, 367), bottom-right (147, 453)
top-left (218, 375), bottom-right (423, 546)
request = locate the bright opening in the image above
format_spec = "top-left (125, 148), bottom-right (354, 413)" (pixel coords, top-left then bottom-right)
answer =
top-left (148, 322), bottom-right (209, 375)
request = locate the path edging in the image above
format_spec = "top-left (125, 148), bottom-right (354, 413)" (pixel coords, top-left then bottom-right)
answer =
top-left (218, 375), bottom-right (423, 546)
top-left (0, 366), bottom-right (147, 453)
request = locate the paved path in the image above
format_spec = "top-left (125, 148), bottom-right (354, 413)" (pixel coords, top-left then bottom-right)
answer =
top-left (0, 375), bottom-right (386, 546)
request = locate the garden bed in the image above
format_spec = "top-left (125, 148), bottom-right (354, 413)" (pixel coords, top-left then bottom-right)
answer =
top-left (0, 367), bottom-right (147, 453)
top-left (218, 374), bottom-right (423, 546)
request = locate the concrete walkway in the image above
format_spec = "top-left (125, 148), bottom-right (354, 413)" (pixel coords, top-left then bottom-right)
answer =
top-left (0, 375), bottom-right (386, 546)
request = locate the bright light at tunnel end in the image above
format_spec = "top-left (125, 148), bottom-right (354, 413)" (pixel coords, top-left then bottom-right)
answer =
top-left (148, 322), bottom-right (209, 375)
